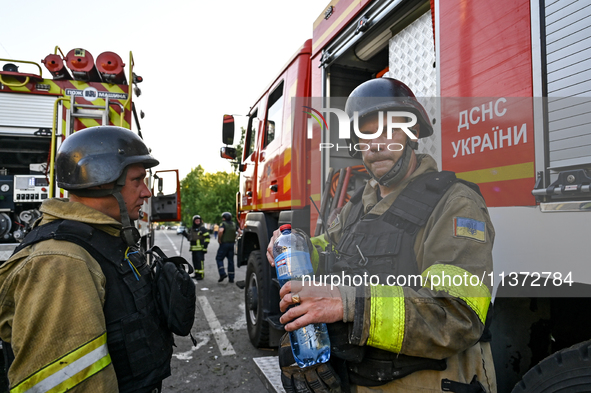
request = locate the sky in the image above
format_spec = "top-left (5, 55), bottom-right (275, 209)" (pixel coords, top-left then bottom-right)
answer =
top-left (0, 0), bottom-right (327, 180)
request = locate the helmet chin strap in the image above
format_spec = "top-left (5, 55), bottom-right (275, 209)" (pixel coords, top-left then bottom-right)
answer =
top-left (363, 139), bottom-right (414, 188)
top-left (113, 192), bottom-right (141, 247)
top-left (111, 168), bottom-right (141, 247)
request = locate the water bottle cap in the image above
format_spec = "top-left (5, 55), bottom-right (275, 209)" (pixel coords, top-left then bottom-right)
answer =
top-left (279, 224), bottom-right (291, 231)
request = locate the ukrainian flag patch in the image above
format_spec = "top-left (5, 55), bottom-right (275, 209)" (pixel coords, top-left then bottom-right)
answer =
top-left (453, 217), bottom-right (486, 242)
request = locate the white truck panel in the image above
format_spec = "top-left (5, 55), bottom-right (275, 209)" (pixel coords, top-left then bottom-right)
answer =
top-left (490, 205), bottom-right (591, 293)
top-left (387, 10), bottom-right (440, 169)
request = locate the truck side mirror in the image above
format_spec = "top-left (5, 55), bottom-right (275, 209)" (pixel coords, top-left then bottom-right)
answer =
top-left (220, 146), bottom-right (237, 160)
top-left (222, 114), bottom-right (235, 145)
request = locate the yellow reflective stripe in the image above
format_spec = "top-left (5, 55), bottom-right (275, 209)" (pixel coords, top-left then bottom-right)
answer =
top-left (310, 234), bottom-right (330, 251)
top-left (44, 354), bottom-right (111, 393)
top-left (367, 286), bottom-right (405, 352)
top-left (456, 162), bottom-right (534, 184)
top-left (310, 234), bottom-right (329, 270)
top-left (422, 264), bottom-right (491, 324)
top-left (11, 333), bottom-right (111, 393)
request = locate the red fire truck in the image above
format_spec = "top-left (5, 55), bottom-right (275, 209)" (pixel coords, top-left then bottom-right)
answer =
top-left (0, 47), bottom-right (181, 261)
top-left (222, 0), bottom-right (591, 390)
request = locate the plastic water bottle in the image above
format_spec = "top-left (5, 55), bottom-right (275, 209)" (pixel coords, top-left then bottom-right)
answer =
top-left (273, 224), bottom-right (331, 368)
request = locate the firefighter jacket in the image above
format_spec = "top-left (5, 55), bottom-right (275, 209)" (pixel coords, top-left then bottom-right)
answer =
top-left (314, 155), bottom-right (496, 393)
top-left (0, 198), bottom-right (173, 393)
top-left (186, 225), bottom-right (210, 252)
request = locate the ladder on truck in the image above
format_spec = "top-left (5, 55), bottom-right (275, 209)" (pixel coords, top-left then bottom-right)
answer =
top-left (48, 95), bottom-right (121, 198)
top-left (65, 95), bottom-right (114, 135)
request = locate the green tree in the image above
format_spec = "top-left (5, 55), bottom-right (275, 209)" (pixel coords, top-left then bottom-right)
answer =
top-left (180, 165), bottom-right (204, 226)
top-left (180, 166), bottom-right (239, 226)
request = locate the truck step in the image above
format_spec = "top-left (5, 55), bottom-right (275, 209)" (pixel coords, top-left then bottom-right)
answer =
top-left (253, 356), bottom-right (285, 393)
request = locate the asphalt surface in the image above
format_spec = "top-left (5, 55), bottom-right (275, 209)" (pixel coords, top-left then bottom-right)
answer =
top-left (154, 229), bottom-right (278, 392)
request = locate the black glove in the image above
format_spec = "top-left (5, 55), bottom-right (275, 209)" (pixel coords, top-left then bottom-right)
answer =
top-left (279, 333), bottom-right (342, 393)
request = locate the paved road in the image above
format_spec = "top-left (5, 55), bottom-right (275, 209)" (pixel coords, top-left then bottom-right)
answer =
top-left (154, 229), bottom-right (278, 392)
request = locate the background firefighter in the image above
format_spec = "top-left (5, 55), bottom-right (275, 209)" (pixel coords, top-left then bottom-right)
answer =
top-left (183, 214), bottom-right (210, 279)
top-left (216, 212), bottom-right (237, 283)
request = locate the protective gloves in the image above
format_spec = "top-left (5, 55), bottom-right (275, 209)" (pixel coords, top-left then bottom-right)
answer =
top-left (279, 333), bottom-right (342, 393)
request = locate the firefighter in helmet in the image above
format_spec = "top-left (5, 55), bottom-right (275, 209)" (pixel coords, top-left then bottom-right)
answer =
top-left (183, 214), bottom-right (210, 279)
top-left (267, 78), bottom-right (496, 392)
top-left (216, 211), bottom-right (237, 282)
top-left (0, 126), bottom-right (174, 392)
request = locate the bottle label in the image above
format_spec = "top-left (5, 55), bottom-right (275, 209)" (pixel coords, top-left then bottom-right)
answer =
top-left (274, 250), bottom-right (313, 283)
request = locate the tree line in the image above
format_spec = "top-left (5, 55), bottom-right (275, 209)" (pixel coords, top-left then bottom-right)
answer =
top-left (180, 165), bottom-right (239, 226)
top-left (179, 127), bottom-right (244, 226)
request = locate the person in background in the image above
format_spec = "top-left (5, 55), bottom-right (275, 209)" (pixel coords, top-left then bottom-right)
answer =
top-left (216, 212), bottom-right (237, 283)
top-left (183, 214), bottom-right (209, 280)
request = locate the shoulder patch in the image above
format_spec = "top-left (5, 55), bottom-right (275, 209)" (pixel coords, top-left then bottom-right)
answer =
top-left (453, 217), bottom-right (486, 242)
top-left (328, 215), bottom-right (340, 229)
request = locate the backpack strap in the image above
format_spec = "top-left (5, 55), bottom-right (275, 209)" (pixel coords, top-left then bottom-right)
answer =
top-left (381, 172), bottom-right (485, 234)
top-left (12, 220), bottom-right (126, 272)
top-left (342, 171), bottom-right (461, 235)
top-left (382, 171), bottom-right (458, 230)
top-left (341, 186), bottom-right (366, 232)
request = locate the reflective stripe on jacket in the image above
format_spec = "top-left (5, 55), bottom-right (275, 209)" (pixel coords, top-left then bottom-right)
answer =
top-left (189, 226), bottom-right (210, 251)
top-left (10, 333), bottom-right (110, 393)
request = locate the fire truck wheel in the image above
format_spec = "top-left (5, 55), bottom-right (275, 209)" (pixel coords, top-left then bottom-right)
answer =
top-left (511, 339), bottom-right (591, 392)
top-left (245, 251), bottom-right (270, 348)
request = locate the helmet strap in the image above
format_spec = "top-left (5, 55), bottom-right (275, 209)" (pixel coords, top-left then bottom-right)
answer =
top-left (111, 168), bottom-right (141, 247)
top-left (113, 191), bottom-right (141, 247)
top-left (363, 139), bottom-right (414, 188)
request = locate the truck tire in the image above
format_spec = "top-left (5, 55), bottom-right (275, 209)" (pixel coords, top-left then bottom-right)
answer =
top-left (511, 340), bottom-right (591, 392)
top-left (245, 251), bottom-right (270, 348)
